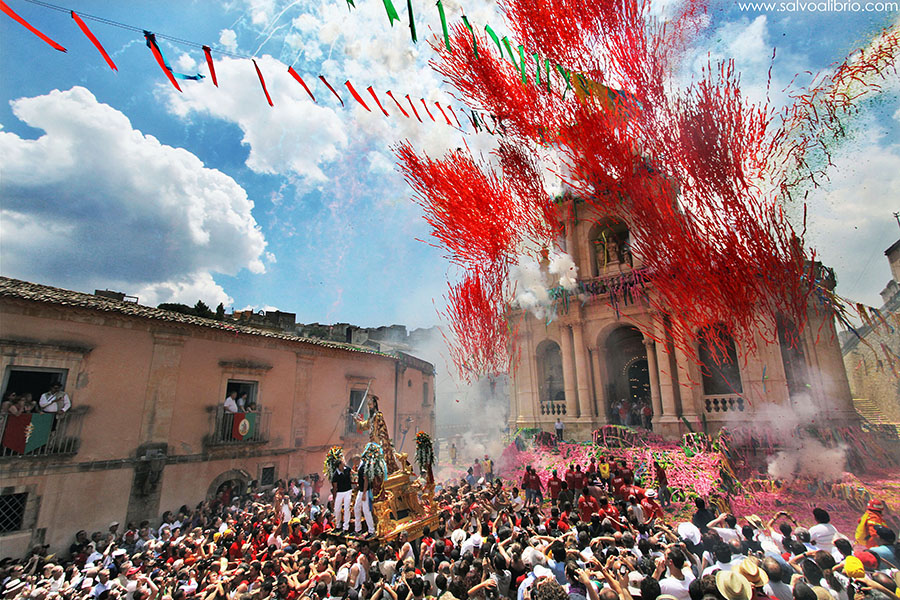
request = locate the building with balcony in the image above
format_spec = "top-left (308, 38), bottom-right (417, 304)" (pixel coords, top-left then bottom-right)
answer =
top-left (508, 197), bottom-right (856, 439)
top-left (0, 277), bottom-right (435, 557)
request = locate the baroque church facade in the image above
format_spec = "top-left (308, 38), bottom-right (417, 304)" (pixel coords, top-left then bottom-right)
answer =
top-left (507, 197), bottom-right (857, 440)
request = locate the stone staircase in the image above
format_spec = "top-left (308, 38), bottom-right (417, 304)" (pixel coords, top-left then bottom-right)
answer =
top-left (853, 397), bottom-right (900, 436)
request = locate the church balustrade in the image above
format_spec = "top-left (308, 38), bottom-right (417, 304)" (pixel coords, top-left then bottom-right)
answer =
top-left (539, 401), bottom-right (567, 416)
top-left (703, 394), bottom-right (745, 414)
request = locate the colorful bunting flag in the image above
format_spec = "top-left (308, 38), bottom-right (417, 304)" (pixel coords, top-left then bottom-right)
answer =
top-left (2, 413), bottom-right (54, 454)
top-left (319, 76), bottom-right (344, 105)
top-left (144, 32), bottom-right (181, 91)
top-left (71, 11), bottom-right (116, 70)
top-left (382, 0), bottom-right (400, 26)
top-left (406, 94), bottom-right (423, 122)
top-left (345, 80), bottom-right (371, 111)
top-left (202, 45), bottom-right (217, 86)
top-left (0, 0), bottom-right (66, 52)
top-left (288, 66), bottom-right (316, 101)
top-left (406, 0), bottom-right (416, 43)
top-left (436, 0), bottom-right (450, 52)
top-left (461, 15), bottom-right (477, 58)
top-left (367, 86), bottom-right (390, 116)
top-left (485, 25), bottom-right (502, 56)
top-left (253, 59), bottom-right (274, 106)
top-left (435, 102), bottom-right (452, 125)
top-left (420, 98), bottom-right (436, 121)
top-left (387, 91), bottom-right (410, 117)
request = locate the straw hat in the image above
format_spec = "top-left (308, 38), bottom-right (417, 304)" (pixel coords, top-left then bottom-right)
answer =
top-left (737, 558), bottom-right (769, 588)
top-left (745, 515), bottom-right (764, 530)
top-left (716, 571), bottom-right (752, 600)
top-left (810, 586), bottom-right (832, 600)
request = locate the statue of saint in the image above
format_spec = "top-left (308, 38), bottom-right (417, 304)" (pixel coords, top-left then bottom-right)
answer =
top-left (354, 395), bottom-right (400, 474)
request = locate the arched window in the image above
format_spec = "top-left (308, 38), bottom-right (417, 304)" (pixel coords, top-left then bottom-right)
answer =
top-left (536, 340), bottom-right (565, 405)
top-left (587, 218), bottom-right (632, 277)
top-left (698, 324), bottom-right (742, 395)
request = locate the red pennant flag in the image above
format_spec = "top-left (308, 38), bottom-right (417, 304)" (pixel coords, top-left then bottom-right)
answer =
top-left (345, 81), bottom-right (371, 111)
top-left (319, 76), bottom-right (344, 106)
top-left (420, 98), bottom-right (436, 122)
top-left (447, 105), bottom-right (463, 128)
top-left (367, 86), bottom-right (389, 117)
top-left (405, 94), bottom-right (422, 122)
top-left (288, 66), bottom-right (315, 101)
top-left (434, 102), bottom-right (452, 126)
top-left (202, 45), bottom-right (217, 86)
top-left (1, 0), bottom-right (66, 52)
top-left (144, 32), bottom-right (181, 92)
top-left (386, 91), bottom-right (409, 118)
top-left (71, 12), bottom-right (116, 70)
top-left (252, 59), bottom-right (274, 106)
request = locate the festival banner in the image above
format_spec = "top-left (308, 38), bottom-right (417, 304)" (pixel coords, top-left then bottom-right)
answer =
top-left (231, 412), bottom-right (257, 440)
top-left (2, 413), bottom-right (54, 453)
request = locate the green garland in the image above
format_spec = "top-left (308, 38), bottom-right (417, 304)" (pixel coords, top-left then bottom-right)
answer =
top-left (415, 430), bottom-right (434, 471)
top-left (361, 442), bottom-right (387, 481)
top-left (324, 445), bottom-right (344, 480)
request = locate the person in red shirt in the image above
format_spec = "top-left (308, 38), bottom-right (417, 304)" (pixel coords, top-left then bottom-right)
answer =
top-left (287, 521), bottom-right (303, 546)
top-left (610, 468), bottom-right (626, 500)
top-left (572, 465), bottom-right (587, 497)
top-left (587, 457), bottom-right (597, 474)
top-left (547, 469), bottom-right (563, 505)
top-left (564, 464), bottom-right (577, 490)
top-left (640, 489), bottom-right (664, 523)
top-left (597, 496), bottom-right (623, 531)
top-left (578, 489), bottom-right (600, 523)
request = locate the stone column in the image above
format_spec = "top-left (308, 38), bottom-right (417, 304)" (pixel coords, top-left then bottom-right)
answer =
top-left (643, 336), bottom-right (663, 421)
top-left (572, 323), bottom-right (592, 419)
top-left (674, 342), bottom-right (703, 426)
top-left (559, 325), bottom-right (578, 417)
top-left (591, 345), bottom-right (609, 424)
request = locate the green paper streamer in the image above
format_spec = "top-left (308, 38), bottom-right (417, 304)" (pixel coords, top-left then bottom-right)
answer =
top-left (534, 53), bottom-right (541, 86)
top-left (545, 58), bottom-right (551, 92)
top-left (406, 0), bottom-right (416, 42)
top-left (346, 0), bottom-right (355, 7)
top-left (501, 37), bottom-right (518, 70)
top-left (382, 0), bottom-right (400, 26)
top-left (484, 24), bottom-right (502, 55)
top-left (436, 0), bottom-right (450, 51)
top-left (461, 15), bottom-right (477, 57)
top-left (556, 64), bottom-right (572, 98)
top-left (518, 44), bottom-right (527, 84)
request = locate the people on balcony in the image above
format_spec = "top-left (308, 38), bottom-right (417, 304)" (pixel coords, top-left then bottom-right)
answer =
top-left (39, 382), bottom-right (71, 413)
top-left (223, 391), bottom-right (239, 413)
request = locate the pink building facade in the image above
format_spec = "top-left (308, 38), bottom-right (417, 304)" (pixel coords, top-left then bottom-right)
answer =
top-left (0, 278), bottom-right (435, 557)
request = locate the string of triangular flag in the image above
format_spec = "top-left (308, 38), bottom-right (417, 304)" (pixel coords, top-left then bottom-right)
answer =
top-left (1, 0), bottom-right (514, 135)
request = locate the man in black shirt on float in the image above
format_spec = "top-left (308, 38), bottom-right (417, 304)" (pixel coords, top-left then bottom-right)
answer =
top-left (332, 456), bottom-right (353, 533)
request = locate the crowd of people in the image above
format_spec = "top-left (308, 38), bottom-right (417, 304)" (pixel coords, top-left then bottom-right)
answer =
top-left (1, 383), bottom-right (72, 416)
top-left (2, 453), bottom-right (897, 600)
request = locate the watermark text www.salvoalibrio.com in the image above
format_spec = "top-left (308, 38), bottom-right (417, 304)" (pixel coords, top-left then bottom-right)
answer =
top-left (738, 0), bottom-right (898, 10)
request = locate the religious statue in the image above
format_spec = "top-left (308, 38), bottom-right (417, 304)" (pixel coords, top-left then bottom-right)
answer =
top-left (354, 395), bottom-right (401, 474)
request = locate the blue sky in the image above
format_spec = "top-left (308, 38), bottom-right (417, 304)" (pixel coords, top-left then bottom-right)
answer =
top-left (1, 0), bottom-right (898, 331)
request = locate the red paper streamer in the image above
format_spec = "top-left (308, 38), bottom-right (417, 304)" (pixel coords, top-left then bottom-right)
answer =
top-left (344, 80), bottom-right (371, 111)
top-left (287, 66), bottom-right (316, 101)
top-left (319, 75), bottom-right (344, 106)
top-left (386, 91), bottom-right (410, 117)
top-left (202, 45), bottom-right (217, 86)
top-left (144, 32), bottom-right (181, 92)
top-left (0, 0), bottom-right (66, 52)
top-left (252, 59), bottom-right (274, 106)
top-left (71, 11), bottom-right (115, 70)
top-left (420, 98), bottom-right (436, 121)
top-left (447, 104), bottom-right (463, 128)
top-left (367, 86), bottom-right (390, 116)
top-left (405, 94), bottom-right (422, 122)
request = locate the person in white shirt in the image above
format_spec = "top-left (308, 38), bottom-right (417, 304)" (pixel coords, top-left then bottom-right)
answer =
top-left (223, 391), bottom-right (239, 413)
top-left (808, 508), bottom-right (838, 553)
top-left (655, 550), bottom-right (696, 600)
top-left (39, 382), bottom-right (71, 413)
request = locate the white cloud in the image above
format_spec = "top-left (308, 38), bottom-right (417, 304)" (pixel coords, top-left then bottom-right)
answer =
top-left (164, 54), bottom-right (349, 183)
top-left (0, 86), bottom-right (268, 306)
top-left (219, 28), bottom-right (238, 52)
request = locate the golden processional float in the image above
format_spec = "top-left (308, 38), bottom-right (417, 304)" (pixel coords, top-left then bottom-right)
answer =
top-left (324, 400), bottom-right (438, 542)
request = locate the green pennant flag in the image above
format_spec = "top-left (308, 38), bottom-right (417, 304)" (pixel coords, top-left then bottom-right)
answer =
top-left (346, 0), bottom-right (355, 8)
top-left (461, 15), bottom-right (477, 57)
top-left (534, 53), bottom-right (541, 86)
top-left (406, 0), bottom-right (417, 42)
top-left (545, 58), bottom-right (552, 92)
top-left (518, 45), bottom-right (527, 84)
top-left (436, 0), bottom-right (450, 51)
top-left (484, 24), bottom-right (502, 56)
top-left (382, 0), bottom-right (400, 26)
top-left (556, 64), bottom-right (572, 98)
top-left (502, 37), bottom-right (517, 69)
